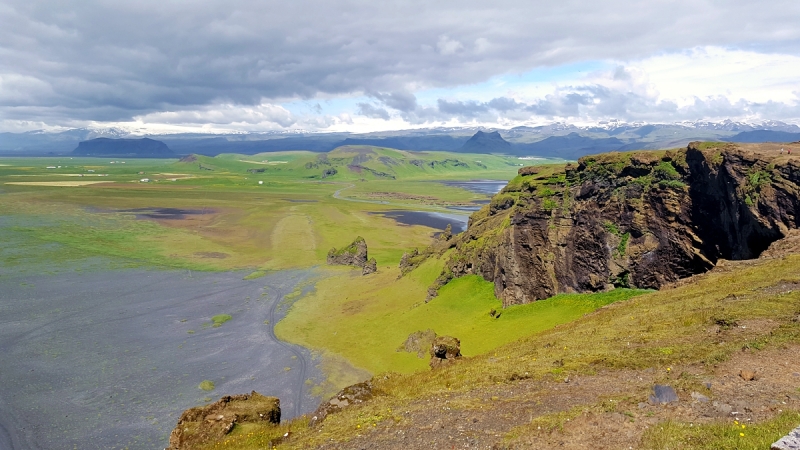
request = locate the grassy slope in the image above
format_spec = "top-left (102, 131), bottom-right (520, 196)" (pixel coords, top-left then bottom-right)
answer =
top-left (276, 259), bottom-right (649, 376)
top-left (213, 253), bottom-right (800, 450)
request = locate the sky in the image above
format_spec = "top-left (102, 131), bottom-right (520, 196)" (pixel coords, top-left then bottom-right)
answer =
top-left (1, 0), bottom-right (800, 134)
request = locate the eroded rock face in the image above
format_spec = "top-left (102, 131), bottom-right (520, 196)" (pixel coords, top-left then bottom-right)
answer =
top-left (439, 143), bottom-right (800, 306)
top-left (309, 381), bottom-right (373, 427)
top-left (429, 336), bottom-right (461, 368)
top-left (362, 257), bottom-right (377, 275)
top-left (327, 236), bottom-right (369, 268)
top-left (168, 391), bottom-right (280, 450)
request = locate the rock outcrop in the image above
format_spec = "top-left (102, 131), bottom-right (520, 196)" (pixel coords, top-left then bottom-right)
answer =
top-left (429, 335), bottom-right (462, 368)
top-left (327, 237), bottom-right (368, 267)
top-left (309, 381), bottom-right (374, 427)
top-left (168, 391), bottom-right (280, 450)
top-left (397, 329), bottom-right (437, 358)
top-left (434, 143), bottom-right (800, 306)
top-left (327, 237), bottom-right (378, 275)
top-left (362, 257), bottom-right (377, 275)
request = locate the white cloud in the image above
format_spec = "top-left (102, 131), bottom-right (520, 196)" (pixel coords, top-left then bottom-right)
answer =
top-left (437, 36), bottom-right (464, 55)
top-left (630, 47), bottom-right (800, 105)
top-left (135, 102), bottom-right (295, 128)
top-left (474, 38), bottom-right (490, 54)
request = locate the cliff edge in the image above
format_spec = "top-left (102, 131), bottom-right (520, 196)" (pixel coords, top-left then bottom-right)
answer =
top-left (436, 142), bottom-right (800, 306)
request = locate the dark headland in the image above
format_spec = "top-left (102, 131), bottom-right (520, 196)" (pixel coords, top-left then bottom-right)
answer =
top-left (72, 137), bottom-right (175, 157)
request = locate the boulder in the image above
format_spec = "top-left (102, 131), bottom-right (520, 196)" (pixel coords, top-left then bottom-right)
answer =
top-left (309, 381), bottom-right (374, 427)
top-left (772, 424), bottom-right (800, 450)
top-left (398, 329), bottom-right (437, 358)
top-left (168, 391), bottom-right (280, 450)
top-left (740, 369), bottom-right (758, 381)
top-left (429, 335), bottom-right (462, 368)
top-left (649, 384), bottom-right (679, 404)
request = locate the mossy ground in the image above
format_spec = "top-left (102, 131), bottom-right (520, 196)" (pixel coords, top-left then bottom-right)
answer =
top-left (276, 260), bottom-right (648, 375)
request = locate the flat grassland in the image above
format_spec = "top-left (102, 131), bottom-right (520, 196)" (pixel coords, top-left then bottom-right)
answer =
top-left (0, 148), bottom-right (544, 272)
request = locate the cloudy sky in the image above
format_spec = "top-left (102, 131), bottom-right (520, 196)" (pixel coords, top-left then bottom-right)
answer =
top-left (2, 0), bottom-right (800, 133)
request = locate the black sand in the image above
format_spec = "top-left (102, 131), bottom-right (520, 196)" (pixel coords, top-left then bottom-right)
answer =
top-left (0, 268), bottom-right (322, 450)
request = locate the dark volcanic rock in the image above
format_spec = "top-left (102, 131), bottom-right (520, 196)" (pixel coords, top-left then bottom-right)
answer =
top-left (309, 381), bottom-right (373, 427)
top-left (436, 143), bottom-right (800, 306)
top-left (362, 257), bottom-right (377, 275)
top-left (168, 391), bottom-right (280, 449)
top-left (429, 335), bottom-right (462, 368)
top-left (72, 138), bottom-right (174, 157)
top-left (327, 236), bottom-right (369, 268)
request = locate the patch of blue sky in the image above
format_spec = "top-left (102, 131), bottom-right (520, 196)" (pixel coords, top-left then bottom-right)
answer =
top-left (279, 60), bottom-right (610, 116)
top-left (415, 60), bottom-right (609, 104)
top-left (282, 95), bottom-right (371, 116)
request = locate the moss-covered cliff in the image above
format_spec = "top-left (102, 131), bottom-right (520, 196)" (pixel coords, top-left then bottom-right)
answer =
top-left (438, 142), bottom-right (800, 306)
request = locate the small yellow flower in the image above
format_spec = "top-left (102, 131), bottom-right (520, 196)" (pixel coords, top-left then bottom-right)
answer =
top-left (741, 425), bottom-right (746, 429)
top-left (734, 420), bottom-right (739, 424)
top-left (667, 367), bottom-right (671, 372)
top-left (740, 432), bottom-right (745, 437)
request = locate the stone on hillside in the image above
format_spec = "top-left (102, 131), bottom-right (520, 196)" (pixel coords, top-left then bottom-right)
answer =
top-left (772, 425), bottom-right (800, 450)
top-left (309, 381), bottom-right (373, 427)
top-left (362, 257), bottom-right (377, 275)
top-left (168, 391), bottom-right (280, 450)
top-left (398, 329), bottom-right (437, 358)
top-left (399, 248), bottom-right (425, 276)
top-left (327, 236), bottom-right (368, 268)
top-left (648, 384), bottom-right (678, 404)
top-left (439, 223), bottom-right (453, 241)
top-left (740, 369), bottom-right (757, 381)
top-left (430, 335), bottom-right (462, 368)
top-left (712, 401), bottom-right (733, 416)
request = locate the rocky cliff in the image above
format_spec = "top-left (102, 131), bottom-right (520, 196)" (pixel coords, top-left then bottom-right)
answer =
top-left (437, 142), bottom-right (800, 306)
top-left (327, 236), bottom-right (377, 275)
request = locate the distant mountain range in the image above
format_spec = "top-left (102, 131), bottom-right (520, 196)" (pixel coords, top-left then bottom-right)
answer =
top-left (2, 120), bottom-right (799, 159)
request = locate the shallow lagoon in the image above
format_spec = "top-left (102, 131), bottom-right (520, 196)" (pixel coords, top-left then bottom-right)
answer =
top-left (439, 179), bottom-right (508, 195)
top-left (370, 210), bottom-right (470, 233)
top-left (0, 268), bottom-right (322, 450)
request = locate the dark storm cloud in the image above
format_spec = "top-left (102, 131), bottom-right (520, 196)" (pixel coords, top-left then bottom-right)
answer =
top-left (1, 0), bottom-right (799, 126)
top-left (367, 91), bottom-right (418, 112)
top-left (356, 103), bottom-right (391, 120)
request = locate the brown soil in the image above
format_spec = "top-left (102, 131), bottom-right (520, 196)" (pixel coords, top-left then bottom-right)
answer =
top-left (310, 345), bottom-right (800, 449)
